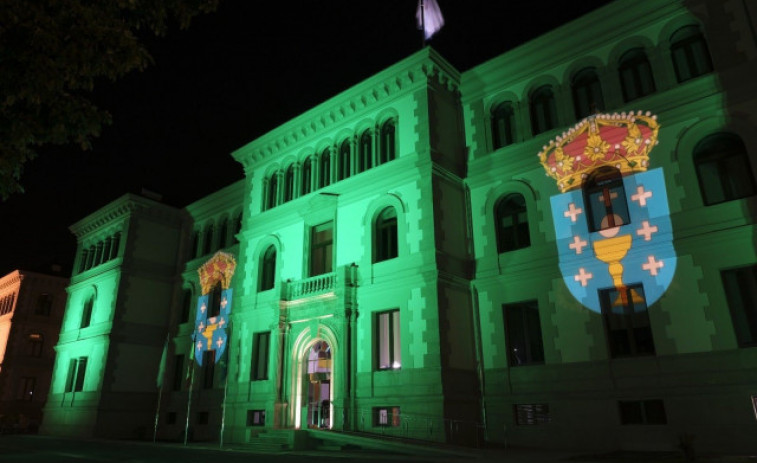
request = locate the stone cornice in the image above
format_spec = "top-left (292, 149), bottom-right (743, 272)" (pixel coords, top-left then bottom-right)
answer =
top-left (70, 194), bottom-right (182, 240)
top-left (0, 270), bottom-right (22, 293)
top-left (232, 47), bottom-right (460, 170)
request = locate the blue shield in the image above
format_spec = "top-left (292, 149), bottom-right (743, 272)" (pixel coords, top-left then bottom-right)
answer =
top-left (194, 289), bottom-right (233, 365)
top-left (550, 168), bottom-right (677, 312)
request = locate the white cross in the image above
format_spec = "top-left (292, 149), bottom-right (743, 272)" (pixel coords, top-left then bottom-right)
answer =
top-left (218, 318), bottom-right (226, 329)
top-left (636, 221), bottom-right (658, 241)
top-left (569, 235), bottom-right (588, 254)
top-left (216, 338), bottom-right (224, 348)
top-left (200, 303), bottom-right (207, 314)
top-left (631, 186), bottom-right (653, 207)
top-left (221, 297), bottom-right (227, 309)
top-left (574, 268), bottom-right (593, 287)
top-left (564, 203), bottom-right (583, 223)
top-left (642, 255), bottom-right (664, 276)
top-left (196, 340), bottom-right (203, 350)
top-left (197, 322), bottom-right (205, 332)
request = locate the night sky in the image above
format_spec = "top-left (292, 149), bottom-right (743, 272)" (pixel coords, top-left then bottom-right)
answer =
top-left (0, 0), bottom-right (614, 277)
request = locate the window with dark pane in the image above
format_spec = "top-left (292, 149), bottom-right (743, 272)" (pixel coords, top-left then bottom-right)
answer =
top-left (583, 167), bottom-right (631, 232)
top-left (495, 194), bottom-right (530, 253)
top-left (671, 25), bottom-right (713, 83)
top-left (374, 207), bottom-right (398, 263)
top-left (601, 284), bottom-right (655, 358)
top-left (694, 133), bottom-right (756, 206)
top-left (504, 301), bottom-right (544, 366)
top-left (491, 101), bottom-right (516, 149)
top-left (530, 86), bottom-right (557, 135)
top-left (571, 68), bottom-right (605, 119)
top-left (618, 48), bottom-right (656, 102)
top-left (721, 265), bottom-right (757, 347)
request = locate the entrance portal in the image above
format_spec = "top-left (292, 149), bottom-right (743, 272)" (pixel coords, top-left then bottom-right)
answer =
top-left (304, 341), bottom-right (331, 428)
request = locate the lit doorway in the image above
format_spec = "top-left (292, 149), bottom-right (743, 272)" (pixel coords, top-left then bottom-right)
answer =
top-left (304, 341), bottom-right (331, 429)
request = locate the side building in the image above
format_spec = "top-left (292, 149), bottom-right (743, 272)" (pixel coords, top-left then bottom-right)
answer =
top-left (0, 270), bottom-right (67, 432)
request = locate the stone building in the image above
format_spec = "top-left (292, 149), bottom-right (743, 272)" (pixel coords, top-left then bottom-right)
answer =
top-left (41, 0), bottom-right (757, 453)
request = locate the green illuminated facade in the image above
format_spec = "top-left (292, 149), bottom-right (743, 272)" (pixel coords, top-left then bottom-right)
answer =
top-left (42, 0), bottom-right (757, 453)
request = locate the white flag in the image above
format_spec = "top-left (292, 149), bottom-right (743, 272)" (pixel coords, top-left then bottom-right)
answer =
top-left (416, 0), bottom-right (445, 40)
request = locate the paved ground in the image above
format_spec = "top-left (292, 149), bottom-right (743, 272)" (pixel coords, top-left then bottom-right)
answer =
top-left (0, 434), bottom-right (755, 463)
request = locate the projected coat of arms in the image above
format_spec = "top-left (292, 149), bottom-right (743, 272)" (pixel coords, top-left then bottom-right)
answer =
top-left (538, 112), bottom-right (676, 313)
top-left (194, 251), bottom-right (236, 365)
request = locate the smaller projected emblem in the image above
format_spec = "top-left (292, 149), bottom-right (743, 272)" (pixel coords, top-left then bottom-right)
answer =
top-left (539, 112), bottom-right (677, 313)
top-left (194, 251), bottom-right (236, 365)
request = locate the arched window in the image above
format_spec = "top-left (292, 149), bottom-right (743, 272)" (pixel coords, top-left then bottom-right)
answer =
top-left (338, 139), bottom-right (351, 181)
top-left (266, 173), bottom-right (278, 210)
top-left (86, 245), bottom-right (95, 269)
top-left (380, 119), bottom-right (396, 164)
top-left (35, 293), bottom-right (52, 316)
top-left (191, 231), bottom-right (201, 258)
top-left (208, 282), bottom-right (222, 318)
top-left (491, 101), bottom-right (516, 149)
top-left (618, 48), bottom-right (656, 102)
top-left (180, 289), bottom-right (192, 323)
top-left (301, 158), bottom-right (312, 196)
top-left (583, 167), bottom-right (630, 232)
top-left (79, 249), bottom-right (88, 273)
top-left (358, 130), bottom-right (373, 173)
top-left (258, 245), bottom-right (276, 292)
top-left (218, 218), bottom-right (228, 248)
top-left (671, 25), bottom-right (713, 83)
top-left (80, 296), bottom-right (94, 329)
top-left (694, 133), bottom-right (756, 205)
top-left (284, 165), bottom-right (295, 202)
top-left (110, 233), bottom-right (120, 260)
top-left (319, 149), bottom-right (331, 188)
top-left (374, 207), bottom-right (398, 263)
top-left (530, 86), bottom-right (557, 136)
top-left (203, 225), bottom-right (214, 256)
top-left (233, 213), bottom-right (242, 244)
top-left (495, 194), bottom-right (530, 253)
top-left (571, 68), bottom-right (605, 120)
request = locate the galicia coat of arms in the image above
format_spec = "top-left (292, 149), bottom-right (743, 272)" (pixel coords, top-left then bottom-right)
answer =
top-left (194, 251), bottom-right (236, 365)
top-left (539, 112), bottom-right (677, 313)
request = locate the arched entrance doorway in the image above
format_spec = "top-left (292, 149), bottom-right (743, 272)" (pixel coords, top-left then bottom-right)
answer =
top-left (303, 340), bottom-right (332, 428)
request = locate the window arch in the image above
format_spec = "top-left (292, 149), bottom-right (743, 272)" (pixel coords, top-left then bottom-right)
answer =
top-left (258, 245), bottom-right (277, 292)
top-left (671, 25), bottom-right (712, 83)
top-left (583, 166), bottom-right (630, 232)
top-left (218, 218), bottom-right (229, 248)
top-left (571, 68), bottom-right (604, 120)
top-left (203, 224), bottom-right (214, 256)
top-left (495, 194), bottom-right (531, 253)
top-left (319, 149), bottom-right (331, 188)
top-left (530, 86), bottom-right (557, 136)
top-left (618, 48), bottom-right (655, 102)
top-left (694, 133), bottom-right (756, 205)
top-left (284, 164), bottom-right (295, 202)
top-left (379, 119), bottom-right (396, 164)
top-left (491, 101), bottom-right (516, 149)
top-left (374, 207), bottom-right (398, 263)
top-left (80, 296), bottom-right (94, 329)
top-left (358, 129), bottom-right (373, 173)
top-left (301, 157), bottom-right (312, 196)
top-left (338, 139), bottom-right (351, 180)
top-left (266, 173), bottom-right (279, 210)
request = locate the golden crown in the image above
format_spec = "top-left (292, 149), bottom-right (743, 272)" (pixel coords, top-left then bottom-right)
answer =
top-left (538, 111), bottom-right (660, 193)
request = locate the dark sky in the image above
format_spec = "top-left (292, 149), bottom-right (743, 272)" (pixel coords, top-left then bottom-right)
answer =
top-left (0, 0), bottom-right (613, 277)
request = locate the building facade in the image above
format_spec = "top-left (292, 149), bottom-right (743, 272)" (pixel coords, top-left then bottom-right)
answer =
top-left (0, 270), bottom-right (67, 432)
top-left (41, 0), bottom-right (757, 453)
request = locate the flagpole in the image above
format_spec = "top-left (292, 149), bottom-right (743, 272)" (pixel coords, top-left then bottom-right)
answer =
top-left (184, 336), bottom-right (196, 446)
top-left (153, 332), bottom-right (170, 443)
top-left (219, 321), bottom-right (232, 448)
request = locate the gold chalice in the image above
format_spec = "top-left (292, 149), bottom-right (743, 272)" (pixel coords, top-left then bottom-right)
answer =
top-left (593, 226), bottom-right (644, 307)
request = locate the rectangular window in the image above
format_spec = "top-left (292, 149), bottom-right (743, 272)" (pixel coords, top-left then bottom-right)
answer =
top-left (172, 354), bottom-right (184, 391)
top-left (247, 409), bottom-right (266, 426)
top-left (618, 400), bottom-right (666, 425)
top-left (202, 351), bottom-right (215, 389)
top-left (36, 293), bottom-right (52, 316)
top-left (514, 404), bottom-right (551, 425)
top-left (376, 310), bottom-right (401, 370)
top-left (28, 333), bottom-right (43, 357)
top-left (373, 406), bottom-right (401, 427)
top-left (601, 284), bottom-right (654, 357)
top-left (18, 377), bottom-right (36, 401)
top-left (504, 301), bottom-right (545, 366)
top-left (65, 357), bottom-right (87, 392)
top-left (721, 265), bottom-right (757, 347)
top-left (251, 332), bottom-right (270, 381)
top-left (310, 221), bottom-right (333, 276)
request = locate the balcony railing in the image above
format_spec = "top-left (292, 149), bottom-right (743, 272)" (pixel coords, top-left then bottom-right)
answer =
top-left (286, 272), bottom-right (336, 300)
